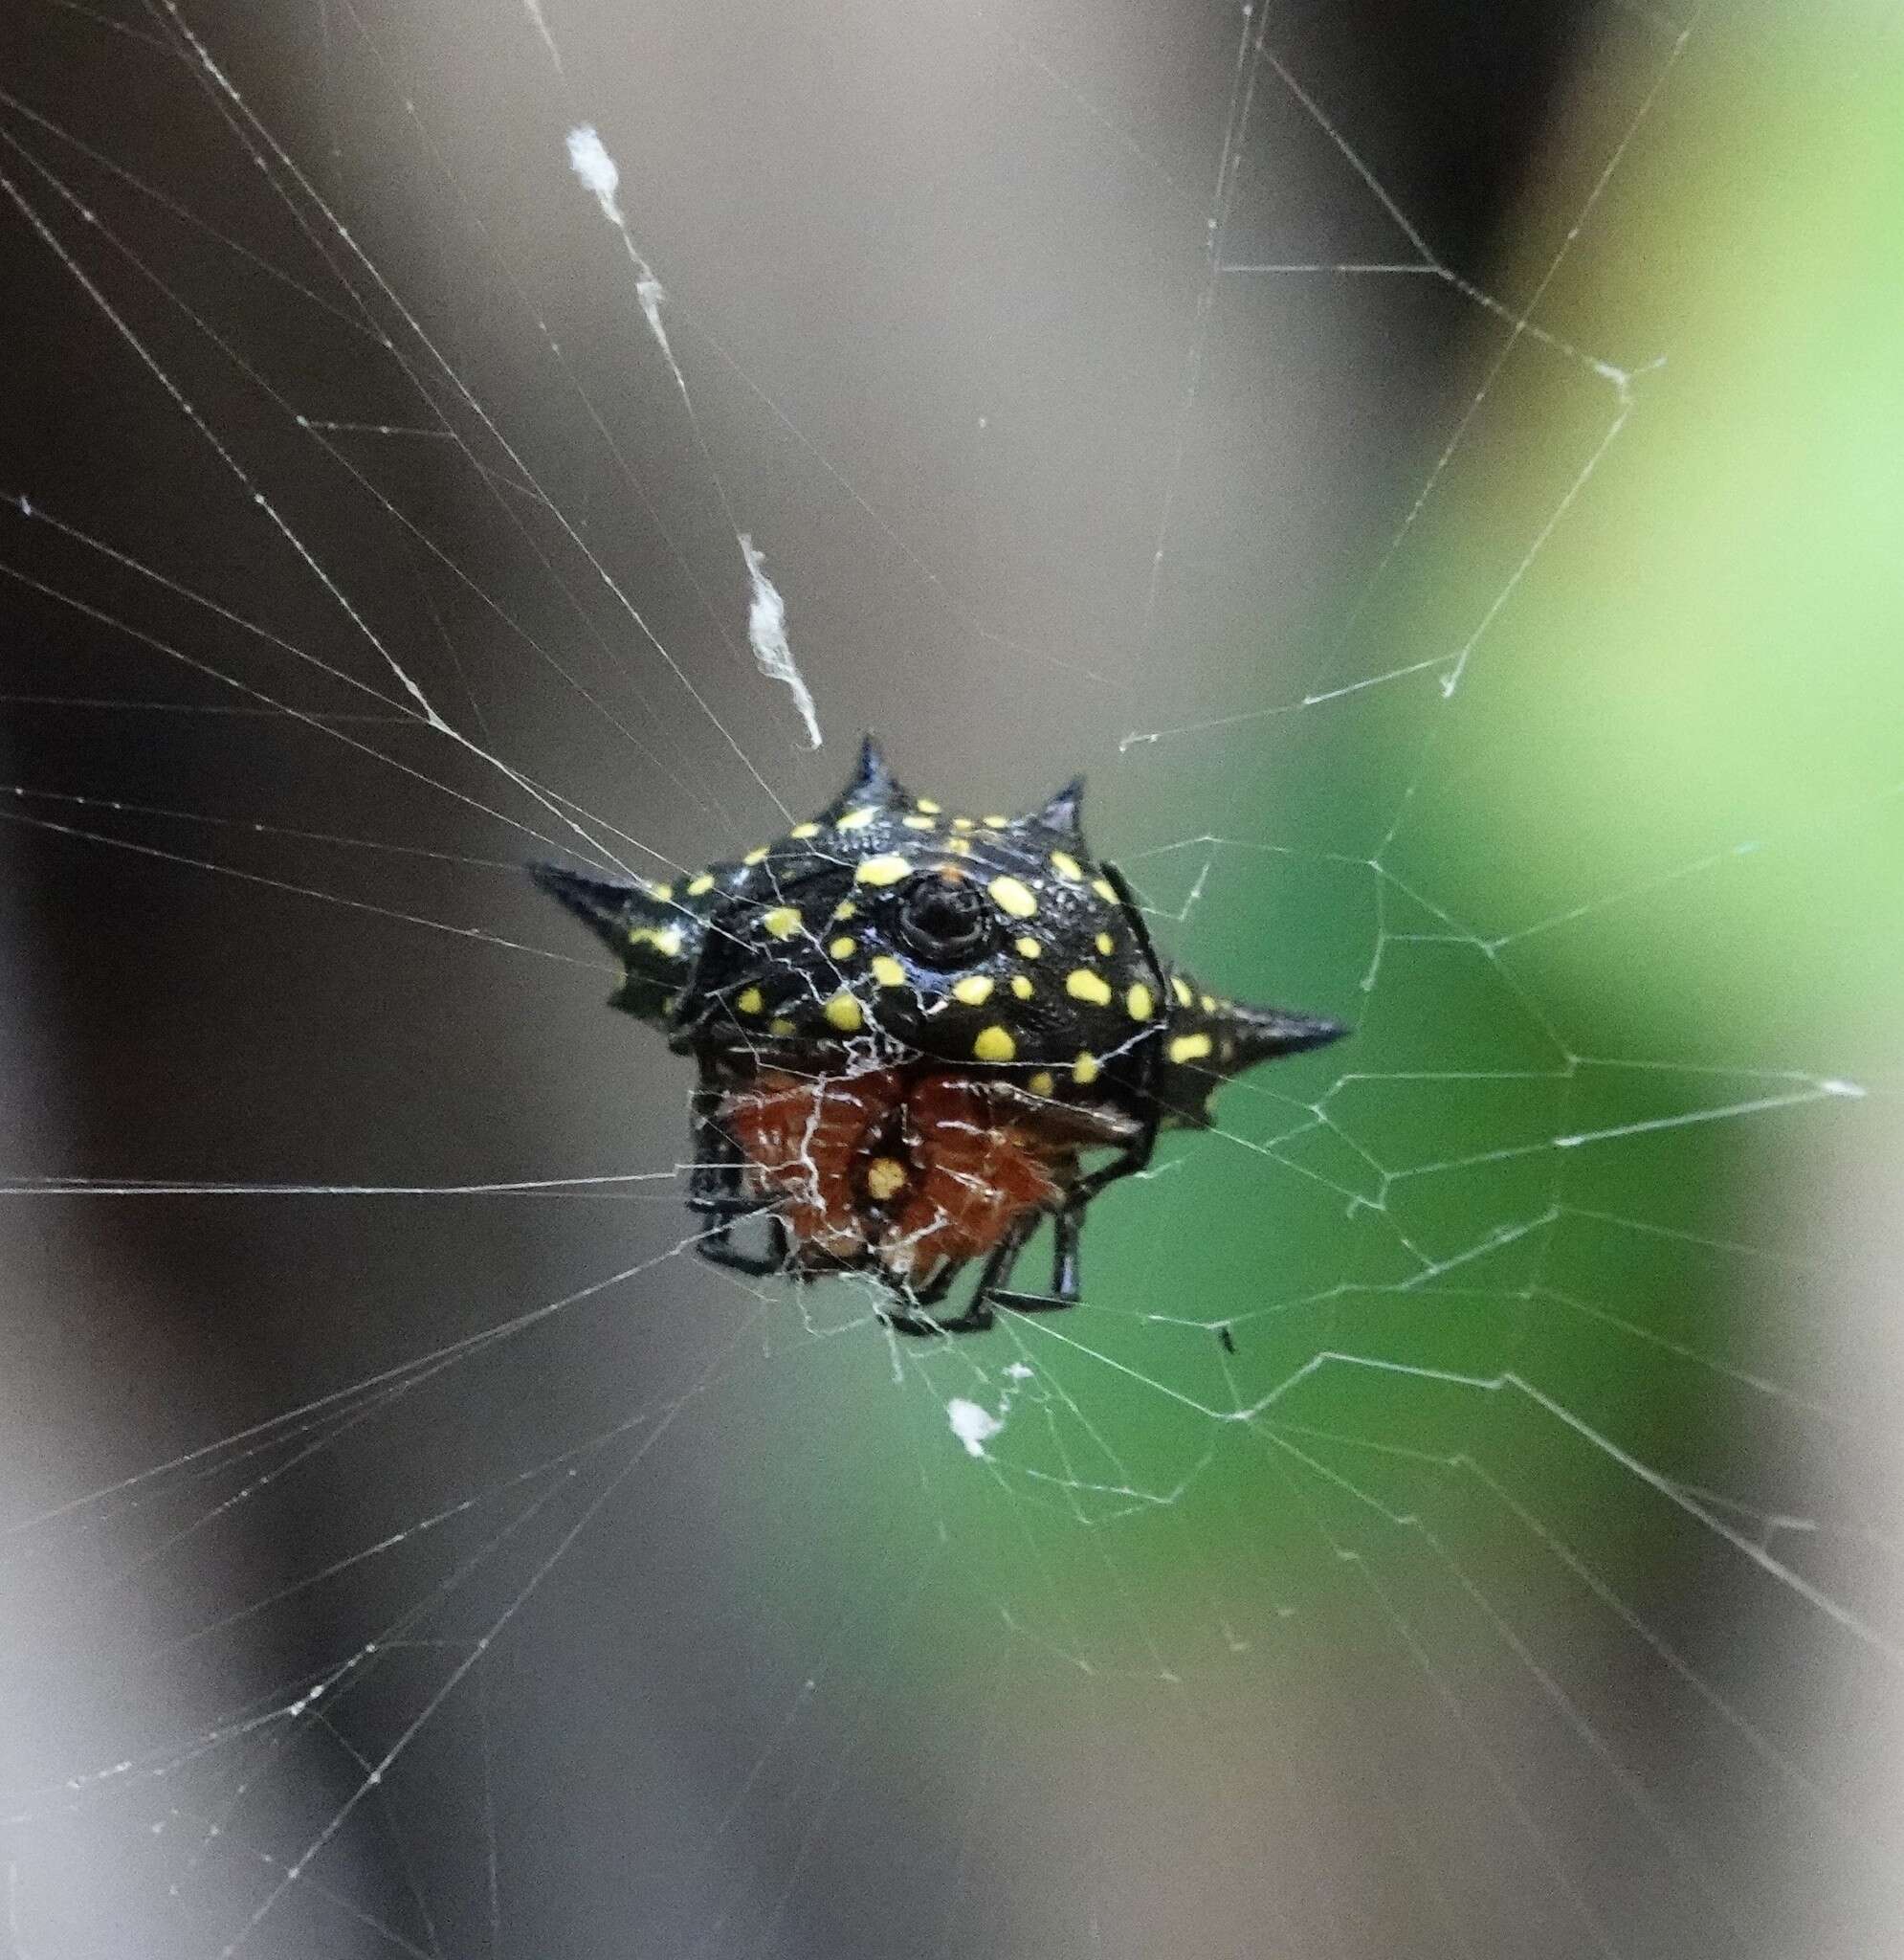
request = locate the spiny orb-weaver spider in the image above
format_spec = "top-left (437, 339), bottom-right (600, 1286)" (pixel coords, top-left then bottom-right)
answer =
top-left (533, 736), bottom-right (1344, 1335)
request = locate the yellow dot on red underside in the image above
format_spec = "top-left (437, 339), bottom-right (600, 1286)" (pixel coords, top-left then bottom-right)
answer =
top-left (829, 936), bottom-right (857, 958)
top-left (901, 813), bottom-right (936, 830)
top-left (736, 987), bottom-right (764, 1015)
top-left (768, 1016), bottom-right (795, 1036)
top-left (871, 955), bottom-right (906, 988)
top-left (1015, 936), bottom-right (1041, 959)
top-left (686, 873), bottom-right (716, 897)
top-left (1009, 974), bottom-right (1033, 1000)
top-left (1095, 932), bottom-right (1114, 955)
top-left (762, 906), bottom-right (802, 939)
top-left (916, 797), bottom-right (941, 814)
top-left (855, 854), bottom-right (911, 886)
top-left (1172, 975), bottom-right (1194, 1007)
top-left (972, 1024), bottom-right (1015, 1062)
top-left (743, 846), bottom-right (770, 865)
top-left (790, 821), bottom-right (821, 839)
top-left (1028, 1070), bottom-right (1055, 1097)
top-left (1073, 1051), bottom-right (1101, 1086)
top-left (1127, 983), bottom-right (1154, 1021)
top-left (952, 974), bottom-right (994, 1005)
top-left (1169, 1031), bottom-right (1214, 1064)
top-left (1091, 878), bottom-right (1118, 903)
top-left (1065, 969), bottom-right (1112, 1006)
top-left (866, 1156), bottom-right (908, 1201)
top-left (989, 876), bottom-right (1037, 918)
top-left (1049, 850), bottom-right (1083, 881)
top-left (836, 806), bottom-right (878, 831)
top-left (825, 991), bottom-right (863, 1033)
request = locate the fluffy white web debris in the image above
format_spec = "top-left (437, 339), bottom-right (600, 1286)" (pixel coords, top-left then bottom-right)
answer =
top-left (565, 124), bottom-right (674, 369)
top-left (568, 123), bottom-right (823, 748)
top-left (740, 535), bottom-right (823, 749)
top-left (946, 1396), bottom-right (1006, 1458)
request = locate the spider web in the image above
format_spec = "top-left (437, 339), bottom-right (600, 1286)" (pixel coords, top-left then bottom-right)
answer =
top-left (2, 1), bottom-right (1900, 1955)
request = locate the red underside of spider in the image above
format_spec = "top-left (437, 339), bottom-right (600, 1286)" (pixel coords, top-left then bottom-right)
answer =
top-left (720, 1068), bottom-right (1080, 1325)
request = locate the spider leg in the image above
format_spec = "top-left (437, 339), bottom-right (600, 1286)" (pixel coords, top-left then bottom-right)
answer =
top-left (880, 1262), bottom-right (972, 1337)
top-left (974, 1102), bottom-right (1156, 1316)
top-left (986, 1110), bottom-right (1157, 1319)
top-left (697, 1212), bottom-right (790, 1279)
top-left (989, 1202), bottom-right (1082, 1314)
top-left (685, 1080), bottom-right (769, 1217)
top-left (884, 1212), bottom-right (1042, 1336)
top-left (686, 1076), bottom-right (787, 1276)
top-left (1071, 1113), bottom-right (1158, 1205)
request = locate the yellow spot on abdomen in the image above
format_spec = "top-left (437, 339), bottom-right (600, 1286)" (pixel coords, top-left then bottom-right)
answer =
top-left (763, 906), bottom-right (802, 939)
top-left (865, 1156), bottom-right (908, 1202)
top-left (1028, 1070), bottom-right (1055, 1097)
top-left (916, 796), bottom-right (941, 814)
top-left (736, 987), bottom-right (764, 1015)
top-left (1049, 850), bottom-right (1082, 880)
top-left (871, 955), bottom-right (907, 988)
top-left (647, 882), bottom-right (674, 903)
top-left (832, 901), bottom-right (857, 922)
top-left (630, 924), bottom-right (683, 958)
top-left (1014, 936), bottom-right (1041, 960)
top-left (1009, 974), bottom-right (1034, 1000)
top-left (1168, 1031), bottom-right (1213, 1064)
top-left (988, 876), bottom-right (1037, 919)
top-left (686, 873), bottom-right (716, 897)
top-left (790, 820), bottom-right (821, 838)
top-left (981, 814), bottom-right (1008, 829)
top-left (901, 813), bottom-right (936, 830)
top-left (972, 1025), bottom-right (1015, 1062)
top-left (768, 1016), bottom-right (795, 1036)
top-left (1091, 877), bottom-right (1118, 903)
top-left (1172, 974), bottom-right (1194, 1007)
top-left (829, 935), bottom-right (857, 958)
top-left (952, 975), bottom-right (994, 1005)
top-left (836, 806), bottom-right (878, 831)
top-left (855, 854), bottom-right (911, 886)
top-left (824, 991), bottom-right (864, 1033)
top-left (1126, 983), bottom-right (1154, 1021)
top-left (1072, 1051), bottom-right (1101, 1086)
top-left (743, 846), bottom-right (770, 866)
top-left (1065, 969), bottom-right (1112, 1006)
top-left (1094, 931), bottom-right (1114, 956)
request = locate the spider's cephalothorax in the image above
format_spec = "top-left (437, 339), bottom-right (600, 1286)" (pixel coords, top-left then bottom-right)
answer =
top-left (532, 736), bottom-right (1344, 1333)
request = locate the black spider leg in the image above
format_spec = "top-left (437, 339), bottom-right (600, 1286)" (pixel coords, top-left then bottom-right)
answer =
top-left (984, 857), bottom-right (1168, 1318)
top-left (883, 1212), bottom-right (1042, 1338)
top-left (986, 1201), bottom-right (1084, 1317)
top-left (685, 1066), bottom-right (789, 1279)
